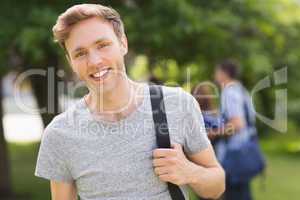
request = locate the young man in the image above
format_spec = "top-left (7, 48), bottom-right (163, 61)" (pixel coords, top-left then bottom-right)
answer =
top-left (214, 60), bottom-right (257, 200)
top-left (35, 4), bottom-right (225, 200)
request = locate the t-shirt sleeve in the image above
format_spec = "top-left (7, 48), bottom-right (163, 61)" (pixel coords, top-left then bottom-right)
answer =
top-left (35, 126), bottom-right (73, 182)
top-left (222, 88), bottom-right (244, 120)
top-left (182, 92), bottom-right (211, 155)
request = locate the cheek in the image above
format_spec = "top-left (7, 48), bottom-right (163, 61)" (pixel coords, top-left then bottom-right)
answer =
top-left (105, 46), bottom-right (123, 60)
top-left (72, 61), bottom-right (87, 76)
top-left (215, 72), bottom-right (221, 80)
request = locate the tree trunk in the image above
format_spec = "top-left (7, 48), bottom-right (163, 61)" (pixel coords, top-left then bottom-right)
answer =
top-left (30, 65), bottom-right (60, 127)
top-left (0, 77), bottom-right (13, 198)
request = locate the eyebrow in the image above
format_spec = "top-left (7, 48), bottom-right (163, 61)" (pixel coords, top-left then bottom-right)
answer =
top-left (71, 38), bottom-right (109, 55)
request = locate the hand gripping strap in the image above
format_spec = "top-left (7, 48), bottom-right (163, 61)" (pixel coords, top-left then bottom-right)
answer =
top-left (149, 85), bottom-right (185, 200)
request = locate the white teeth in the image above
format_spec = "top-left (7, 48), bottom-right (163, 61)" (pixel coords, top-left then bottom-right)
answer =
top-left (93, 72), bottom-right (101, 78)
top-left (92, 69), bottom-right (109, 79)
top-left (99, 69), bottom-right (108, 77)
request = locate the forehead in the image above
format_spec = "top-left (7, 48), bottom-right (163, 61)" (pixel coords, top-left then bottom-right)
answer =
top-left (65, 17), bottom-right (117, 52)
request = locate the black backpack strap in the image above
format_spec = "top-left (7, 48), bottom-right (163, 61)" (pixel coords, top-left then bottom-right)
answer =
top-left (149, 85), bottom-right (186, 200)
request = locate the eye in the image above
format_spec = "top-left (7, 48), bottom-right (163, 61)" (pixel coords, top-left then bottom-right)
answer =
top-left (74, 51), bottom-right (87, 58)
top-left (97, 42), bottom-right (110, 49)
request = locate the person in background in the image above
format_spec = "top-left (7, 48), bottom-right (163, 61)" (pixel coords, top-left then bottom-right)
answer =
top-left (192, 82), bottom-right (224, 144)
top-left (192, 82), bottom-right (226, 200)
top-left (214, 60), bottom-right (258, 200)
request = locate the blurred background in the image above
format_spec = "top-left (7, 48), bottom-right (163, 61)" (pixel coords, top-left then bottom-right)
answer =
top-left (0, 0), bottom-right (299, 199)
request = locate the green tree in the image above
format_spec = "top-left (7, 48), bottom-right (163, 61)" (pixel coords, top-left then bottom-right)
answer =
top-left (1, 0), bottom-right (300, 197)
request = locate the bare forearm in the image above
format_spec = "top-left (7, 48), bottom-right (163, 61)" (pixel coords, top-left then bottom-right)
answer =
top-left (187, 162), bottom-right (225, 199)
top-left (51, 192), bottom-right (78, 200)
top-left (50, 181), bottom-right (78, 200)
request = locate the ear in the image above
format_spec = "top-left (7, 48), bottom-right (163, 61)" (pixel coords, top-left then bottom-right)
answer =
top-left (63, 41), bottom-right (77, 72)
top-left (65, 53), bottom-right (72, 68)
top-left (65, 53), bottom-right (77, 74)
top-left (65, 53), bottom-right (71, 65)
top-left (119, 35), bottom-right (128, 56)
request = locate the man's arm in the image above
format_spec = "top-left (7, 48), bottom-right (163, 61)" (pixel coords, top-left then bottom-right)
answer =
top-left (227, 117), bottom-right (245, 131)
top-left (187, 145), bottom-right (225, 199)
top-left (50, 180), bottom-right (77, 200)
top-left (153, 143), bottom-right (225, 199)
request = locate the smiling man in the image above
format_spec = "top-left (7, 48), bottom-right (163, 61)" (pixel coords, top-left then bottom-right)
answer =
top-left (35, 4), bottom-right (225, 200)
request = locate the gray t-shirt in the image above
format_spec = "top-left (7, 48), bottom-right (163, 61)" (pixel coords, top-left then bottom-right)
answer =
top-left (35, 84), bottom-right (210, 200)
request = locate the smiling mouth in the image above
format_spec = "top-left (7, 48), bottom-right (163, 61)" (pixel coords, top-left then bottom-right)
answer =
top-left (89, 68), bottom-right (112, 81)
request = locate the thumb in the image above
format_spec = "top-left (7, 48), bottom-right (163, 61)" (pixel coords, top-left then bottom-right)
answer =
top-left (171, 142), bottom-right (183, 151)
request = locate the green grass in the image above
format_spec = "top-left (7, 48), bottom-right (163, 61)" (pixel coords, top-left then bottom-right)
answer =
top-left (8, 137), bottom-right (300, 200)
top-left (9, 143), bottom-right (50, 200)
top-left (251, 136), bottom-right (300, 200)
top-left (252, 153), bottom-right (300, 200)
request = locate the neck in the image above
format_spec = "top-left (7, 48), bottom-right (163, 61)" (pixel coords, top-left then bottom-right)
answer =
top-left (85, 78), bottom-right (144, 121)
top-left (221, 79), bottom-right (236, 89)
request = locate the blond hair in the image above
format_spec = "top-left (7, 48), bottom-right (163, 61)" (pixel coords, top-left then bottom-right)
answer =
top-left (52, 4), bottom-right (125, 51)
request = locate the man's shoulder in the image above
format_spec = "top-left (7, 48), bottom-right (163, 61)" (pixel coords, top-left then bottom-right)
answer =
top-left (161, 85), bottom-right (192, 100)
top-left (39, 100), bottom-right (86, 150)
top-left (45, 99), bottom-right (85, 133)
top-left (160, 85), bottom-right (196, 114)
top-left (222, 83), bottom-right (244, 100)
top-left (224, 82), bottom-right (244, 93)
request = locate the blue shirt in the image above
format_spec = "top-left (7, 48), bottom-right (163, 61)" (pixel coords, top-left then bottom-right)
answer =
top-left (216, 82), bottom-right (256, 162)
top-left (202, 112), bottom-right (224, 130)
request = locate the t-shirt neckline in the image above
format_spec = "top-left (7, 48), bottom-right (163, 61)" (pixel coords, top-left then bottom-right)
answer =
top-left (79, 83), bottom-right (149, 126)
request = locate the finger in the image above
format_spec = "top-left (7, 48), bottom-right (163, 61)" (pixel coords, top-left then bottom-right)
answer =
top-left (153, 157), bottom-right (176, 167)
top-left (153, 148), bottom-right (177, 158)
top-left (153, 158), bottom-right (166, 167)
top-left (171, 142), bottom-right (182, 150)
top-left (158, 174), bottom-right (173, 183)
top-left (154, 166), bottom-right (169, 176)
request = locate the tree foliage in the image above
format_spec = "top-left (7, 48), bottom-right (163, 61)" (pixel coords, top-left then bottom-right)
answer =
top-left (0, 0), bottom-right (299, 126)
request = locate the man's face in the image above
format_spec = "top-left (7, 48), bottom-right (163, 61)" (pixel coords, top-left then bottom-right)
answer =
top-left (214, 68), bottom-right (227, 86)
top-left (65, 17), bottom-right (128, 93)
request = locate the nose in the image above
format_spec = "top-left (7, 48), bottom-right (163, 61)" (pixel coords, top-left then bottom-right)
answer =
top-left (87, 50), bottom-right (103, 67)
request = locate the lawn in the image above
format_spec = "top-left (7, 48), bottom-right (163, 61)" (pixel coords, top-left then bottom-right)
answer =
top-left (8, 137), bottom-right (300, 200)
top-left (9, 143), bottom-right (50, 200)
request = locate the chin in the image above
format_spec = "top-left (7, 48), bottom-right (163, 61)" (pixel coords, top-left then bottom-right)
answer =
top-left (92, 79), bottom-right (119, 94)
